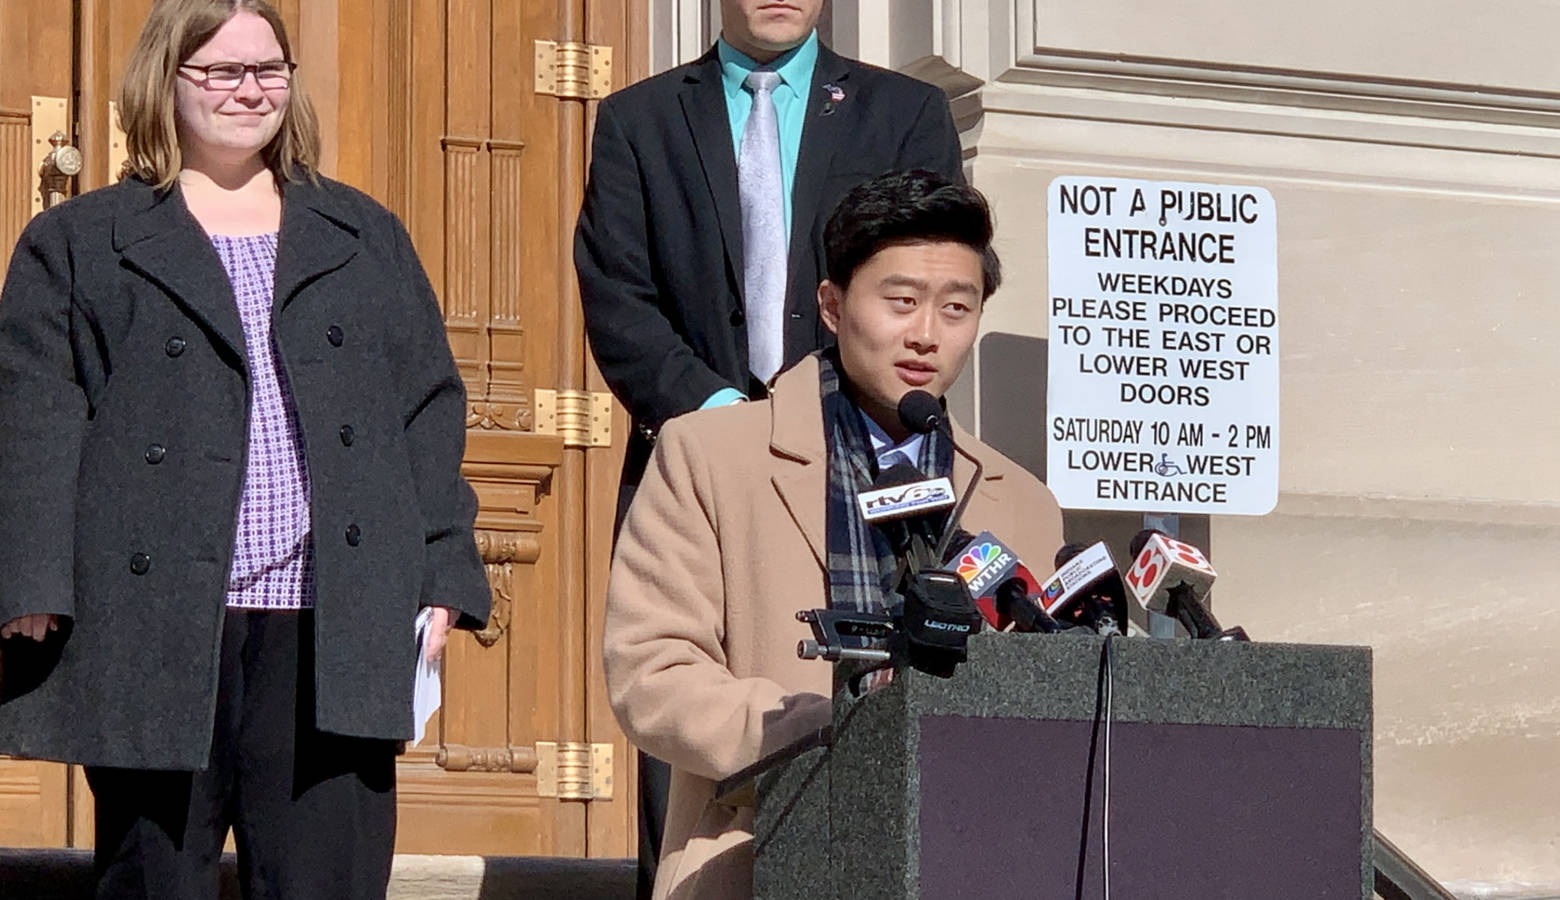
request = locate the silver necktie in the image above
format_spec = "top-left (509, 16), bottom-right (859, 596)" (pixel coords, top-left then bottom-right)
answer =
top-left (738, 69), bottom-right (787, 384)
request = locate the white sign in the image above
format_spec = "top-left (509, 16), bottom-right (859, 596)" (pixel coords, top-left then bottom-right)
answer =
top-left (1046, 177), bottom-right (1279, 515)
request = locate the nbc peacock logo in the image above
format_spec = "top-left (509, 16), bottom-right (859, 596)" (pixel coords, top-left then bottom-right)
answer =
top-left (957, 543), bottom-right (1001, 582)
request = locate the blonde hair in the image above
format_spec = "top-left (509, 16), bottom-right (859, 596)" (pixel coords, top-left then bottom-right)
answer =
top-left (119, 0), bottom-right (320, 189)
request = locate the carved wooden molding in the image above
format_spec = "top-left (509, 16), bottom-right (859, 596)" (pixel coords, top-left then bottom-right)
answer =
top-left (475, 561), bottom-right (513, 648)
top-left (436, 743), bottom-right (538, 773)
top-left (384, 0), bottom-right (413, 220)
top-left (475, 529), bottom-right (537, 565)
top-left (442, 142), bottom-right (485, 324)
top-left (467, 400), bottom-right (532, 431)
top-left (472, 529), bottom-right (538, 648)
top-left (464, 459), bottom-right (559, 483)
top-left (0, 115), bottom-right (29, 262)
top-left (440, 135), bottom-right (487, 150)
top-left (490, 145), bottom-right (525, 325)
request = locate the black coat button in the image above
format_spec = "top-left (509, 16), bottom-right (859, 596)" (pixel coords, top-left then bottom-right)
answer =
top-left (165, 337), bottom-right (186, 357)
top-left (339, 425), bottom-right (355, 447)
top-left (129, 553), bottom-right (151, 575)
top-left (144, 443), bottom-right (166, 464)
top-left (729, 309), bottom-right (745, 326)
top-left (345, 524), bottom-right (361, 547)
top-left (327, 325), bottom-right (345, 347)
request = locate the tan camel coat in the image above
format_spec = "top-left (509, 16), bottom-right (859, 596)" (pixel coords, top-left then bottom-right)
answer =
top-left (603, 355), bottom-right (1065, 899)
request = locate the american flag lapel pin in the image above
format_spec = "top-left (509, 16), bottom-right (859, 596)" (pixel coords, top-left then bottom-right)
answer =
top-left (821, 82), bottom-right (845, 115)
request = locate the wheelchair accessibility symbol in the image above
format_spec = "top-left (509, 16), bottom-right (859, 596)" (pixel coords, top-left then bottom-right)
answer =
top-left (1153, 453), bottom-right (1185, 477)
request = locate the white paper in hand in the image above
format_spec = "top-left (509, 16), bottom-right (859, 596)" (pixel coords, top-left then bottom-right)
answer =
top-left (412, 607), bottom-right (442, 746)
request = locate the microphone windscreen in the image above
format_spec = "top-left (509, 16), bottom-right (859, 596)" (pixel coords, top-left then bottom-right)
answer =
top-left (1053, 542), bottom-right (1088, 569)
top-left (897, 390), bottom-right (943, 435)
top-left (1129, 528), bottom-right (1164, 560)
top-left (1125, 532), bottom-right (1217, 615)
top-left (875, 462), bottom-right (925, 487)
top-left (942, 530), bottom-right (977, 562)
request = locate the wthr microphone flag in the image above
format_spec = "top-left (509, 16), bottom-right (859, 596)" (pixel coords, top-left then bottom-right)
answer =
top-left (949, 532), bottom-right (1040, 629)
top-left (1126, 531), bottom-right (1217, 615)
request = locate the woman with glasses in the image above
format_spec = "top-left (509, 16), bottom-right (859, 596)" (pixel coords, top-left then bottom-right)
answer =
top-left (0, 1), bottom-right (490, 897)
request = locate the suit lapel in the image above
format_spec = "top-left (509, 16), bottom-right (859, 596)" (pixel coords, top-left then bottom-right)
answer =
top-left (768, 357), bottom-right (827, 569)
top-left (786, 46), bottom-right (852, 310)
top-left (113, 181), bottom-right (246, 364)
top-left (679, 49), bottom-right (745, 303)
top-left (272, 179), bottom-right (361, 313)
top-left (112, 177), bottom-right (363, 364)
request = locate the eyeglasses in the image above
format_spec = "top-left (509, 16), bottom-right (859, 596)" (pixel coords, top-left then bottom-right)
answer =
top-left (178, 60), bottom-right (297, 90)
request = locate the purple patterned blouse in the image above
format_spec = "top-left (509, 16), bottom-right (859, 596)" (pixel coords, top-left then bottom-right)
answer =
top-left (210, 232), bottom-right (315, 609)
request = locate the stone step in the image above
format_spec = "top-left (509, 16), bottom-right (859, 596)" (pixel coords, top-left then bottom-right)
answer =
top-left (0, 850), bottom-right (635, 899)
top-left (6, 849), bottom-right (1558, 900)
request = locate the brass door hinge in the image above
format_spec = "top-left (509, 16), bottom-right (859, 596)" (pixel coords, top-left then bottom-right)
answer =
top-left (534, 40), bottom-right (613, 99)
top-left (533, 389), bottom-right (613, 448)
top-left (535, 741), bottom-right (615, 801)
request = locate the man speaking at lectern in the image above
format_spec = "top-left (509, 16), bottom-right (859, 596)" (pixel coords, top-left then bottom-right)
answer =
top-left (603, 171), bottom-right (1064, 899)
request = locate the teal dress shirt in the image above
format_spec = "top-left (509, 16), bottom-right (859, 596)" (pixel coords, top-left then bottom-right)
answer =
top-left (716, 31), bottom-right (820, 245)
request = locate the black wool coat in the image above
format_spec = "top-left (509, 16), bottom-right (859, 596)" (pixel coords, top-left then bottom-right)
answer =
top-left (0, 175), bottom-right (490, 770)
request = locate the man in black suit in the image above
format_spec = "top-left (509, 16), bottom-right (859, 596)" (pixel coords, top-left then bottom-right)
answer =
top-left (575, 2), bottom-right (963, 893)
top-left (576, 0), bottom-right (964, 505)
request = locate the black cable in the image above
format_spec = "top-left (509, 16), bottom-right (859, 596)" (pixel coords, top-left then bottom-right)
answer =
top-left (1102, 635), bottom-right (1116, 900)
top-left (1073, 638), bottom-right (1112, 900)
top-left (930, 440), bottom-right (984, 564)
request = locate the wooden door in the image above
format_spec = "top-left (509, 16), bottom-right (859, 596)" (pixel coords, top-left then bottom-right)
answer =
top-left (0, 0), bottom-right (150, 849)
top-left (0, 0), bottom-right (646, 859)
top-left (290, 0), bottom-right (647, 857)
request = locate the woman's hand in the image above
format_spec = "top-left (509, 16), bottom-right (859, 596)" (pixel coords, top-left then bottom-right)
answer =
top-left (0, 614), bottom-right (58, 641)
top-left (424, 606), bottom-right (456, 663)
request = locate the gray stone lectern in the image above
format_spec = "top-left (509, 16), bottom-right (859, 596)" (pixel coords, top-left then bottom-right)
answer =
top-left (748, 632), bottom-right (1372, 899)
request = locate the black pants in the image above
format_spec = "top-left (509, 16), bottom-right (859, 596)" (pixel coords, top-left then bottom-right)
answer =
top-left (86, 609), bottom-right (397, 900)
top-left (617, 475), bottom-right (670, 900)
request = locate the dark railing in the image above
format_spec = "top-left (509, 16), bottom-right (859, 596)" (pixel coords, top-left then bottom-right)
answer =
top-left (1375, 829), bottom-right (1459, 900)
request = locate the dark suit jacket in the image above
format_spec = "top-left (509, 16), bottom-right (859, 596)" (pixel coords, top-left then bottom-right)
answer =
top-left (0, 175), bottom-right (490, 770)
top-left (574, 43), bottom-right (963, 493)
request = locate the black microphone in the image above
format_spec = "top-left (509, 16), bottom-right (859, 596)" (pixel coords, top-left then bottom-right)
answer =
top-left (993, 577), bottom-right (1069, 634)
top-left (832, 392), bottom-right (985, 679)
top-left (858, 462), bottom-right (951, 573)
top-left (1044, 541), bottom-right (1128, 636)
top-left (897, 569), bottom-right (983, 678)
top-left (892, 392), bottom-right (985, 570)
top-left (897, 389), bottom-right (944, 435)
top-left (1125, 530), bottom-right (1247, 641)
top-left (1053, 543), bottom-right (1087, 569)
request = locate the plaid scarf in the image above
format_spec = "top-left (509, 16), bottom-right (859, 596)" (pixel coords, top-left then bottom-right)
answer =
top-left (820, 349), bottom-right (953, 614)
